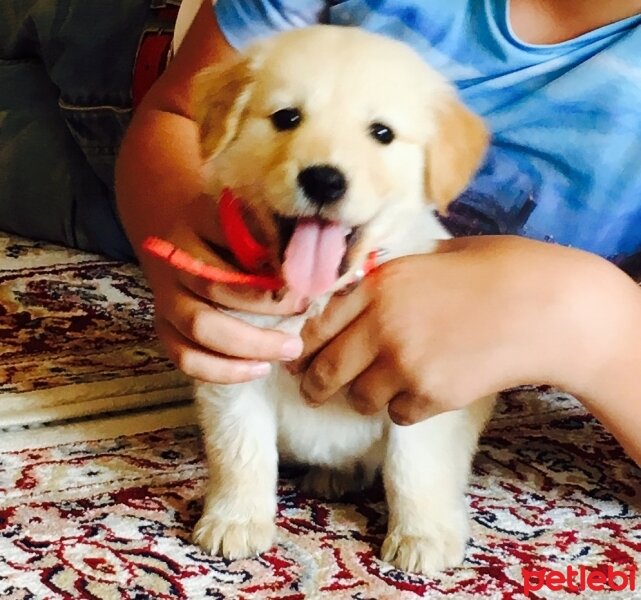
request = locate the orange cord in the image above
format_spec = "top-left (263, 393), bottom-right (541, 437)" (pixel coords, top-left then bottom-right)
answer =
top-left (142, 188), bottom-right (380, 292)
top-left (142, 237), bottom-right (283, 291)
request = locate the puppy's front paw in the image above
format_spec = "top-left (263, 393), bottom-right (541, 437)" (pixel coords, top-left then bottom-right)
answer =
top-left (193, 514), bottom-right (276, 560)
top-left (381, 522), bottom-right (467, 575)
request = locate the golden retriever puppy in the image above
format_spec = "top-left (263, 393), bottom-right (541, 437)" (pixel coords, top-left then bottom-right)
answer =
top-left (191, 25), bottom-right (495, 575)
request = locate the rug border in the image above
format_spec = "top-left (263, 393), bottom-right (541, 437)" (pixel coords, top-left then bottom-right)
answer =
top-left (0, 403), bottom-right (198, 452)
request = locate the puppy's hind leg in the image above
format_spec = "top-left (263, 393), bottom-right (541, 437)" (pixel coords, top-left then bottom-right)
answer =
top-left (193, 381), bottom-right (279, 560)
top-left (381, 396), bottom-right (494, 575)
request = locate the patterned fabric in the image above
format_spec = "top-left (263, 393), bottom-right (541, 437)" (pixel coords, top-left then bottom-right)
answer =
top-left (1, 232), bottom-right (640, 597)
top-left (0, 234), bottom-right (190, 429)
top-left (1, 390), bottom-right (640, 598)
top-left (214, 0), bottom-right (641, 267)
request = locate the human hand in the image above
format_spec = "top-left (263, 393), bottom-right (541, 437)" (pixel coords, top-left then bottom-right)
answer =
top-left (115, 4), bottom-right (303, 384)
top-left (290, 235), bottom-right (608, 424)
top-left (142, 193), bottom-right (304, 384)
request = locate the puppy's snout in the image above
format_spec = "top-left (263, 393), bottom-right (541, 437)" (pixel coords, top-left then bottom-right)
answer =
top-left (297, 165), bottom-right (347, 206)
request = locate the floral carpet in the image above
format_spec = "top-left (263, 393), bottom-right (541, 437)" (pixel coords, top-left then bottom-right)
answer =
top-left (0, 233), bottom-right (640, 599)
top-left (0, 234), bottom-right (191, 429)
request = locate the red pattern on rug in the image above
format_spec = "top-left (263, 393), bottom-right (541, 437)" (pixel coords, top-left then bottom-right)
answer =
top-left (0, 234), bottom-right (189, 428)
top-left (1, 388), bottom-right (641, 598)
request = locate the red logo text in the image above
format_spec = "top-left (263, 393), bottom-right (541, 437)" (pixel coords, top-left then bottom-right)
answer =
top-left (522, 565), bottom-right (637, 596)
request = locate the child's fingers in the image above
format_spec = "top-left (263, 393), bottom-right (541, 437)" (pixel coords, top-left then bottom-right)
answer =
top-left (184, 275), bottom-right (303, 315)
top-left (161, 287), bottom-right (303, 362)
top-left (348, 359), bottom-right (402, 416)
top-left (299, 313), bottom-right (378, 405)
top-left (289, 282), bottom-right (371, 374)
top-left (159, 233), bottom-right (298, 315)
top-left (155, 318), bottom-right (272, 384)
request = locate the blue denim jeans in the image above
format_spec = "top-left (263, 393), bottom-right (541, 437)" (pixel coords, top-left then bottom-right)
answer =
top-left (0, 0), bottom-right (180, 260)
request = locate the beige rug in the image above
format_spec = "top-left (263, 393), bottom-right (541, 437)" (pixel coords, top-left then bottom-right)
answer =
top-left (0, 233), bottom-right (191, 430)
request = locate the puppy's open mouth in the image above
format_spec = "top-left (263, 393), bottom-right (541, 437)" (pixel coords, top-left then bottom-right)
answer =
top-left (276, 215), bottom-right (361, 298)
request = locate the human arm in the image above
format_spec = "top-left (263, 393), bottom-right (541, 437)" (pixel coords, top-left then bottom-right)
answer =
top-left (291, 235), bottom-right (641, 466)
top-left (116, 3), bottom-right (303, 383)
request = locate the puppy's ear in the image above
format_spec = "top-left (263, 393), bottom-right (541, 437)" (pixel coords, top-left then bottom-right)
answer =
top-left (425, 97), bottom-right (488, 213)
top-left (191, 55), bottom-right (254, 159)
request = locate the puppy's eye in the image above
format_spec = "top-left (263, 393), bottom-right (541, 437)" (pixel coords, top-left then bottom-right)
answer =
top-left (271, 108), bottom-right (302, 131)
top-left (369, 122), bottom-right (395, 145)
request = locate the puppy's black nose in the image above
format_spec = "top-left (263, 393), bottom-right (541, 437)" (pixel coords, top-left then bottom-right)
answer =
top-left (297, 165), bottom-right (347, 205)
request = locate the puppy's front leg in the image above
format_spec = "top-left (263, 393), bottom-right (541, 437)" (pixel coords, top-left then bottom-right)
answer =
top-left (193, 380), bottom-right (278, 559)
top-left (381, 396), bottom-right (494, 575)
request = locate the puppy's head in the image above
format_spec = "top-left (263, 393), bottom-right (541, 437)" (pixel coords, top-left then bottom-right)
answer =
top-left (193, 26), bottom-right (487, 299)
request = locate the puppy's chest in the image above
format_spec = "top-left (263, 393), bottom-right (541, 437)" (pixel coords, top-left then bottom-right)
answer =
top-left (223, 304), bottom-right (386, 466)
top-left (268, 365), bottom-right (385, 466)
top-left (219, 210), bottom-right (449, 465)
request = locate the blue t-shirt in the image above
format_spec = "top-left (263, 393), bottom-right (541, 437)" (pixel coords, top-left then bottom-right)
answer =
top-left (214, 0), bottom-right (641, 270)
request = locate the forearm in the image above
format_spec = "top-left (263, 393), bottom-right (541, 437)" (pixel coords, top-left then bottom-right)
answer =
top-left (567, 261), bottom-right (641, 466)
top-left (115, 1), bottom-right (234, 258)
top-left (584, 375), bottom-right (641, 468)
top-left (115, 107), bottom-right (206, 255)
top-left (439, 236), bottom-right (641, 465)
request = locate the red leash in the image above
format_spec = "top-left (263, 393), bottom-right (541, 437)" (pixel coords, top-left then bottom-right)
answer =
top-left (142, 188), bottom-right (379, 292)
top-left (142, 188), bottom-right (282, 291)
top-left (142, 236), bottom-right (284, 291)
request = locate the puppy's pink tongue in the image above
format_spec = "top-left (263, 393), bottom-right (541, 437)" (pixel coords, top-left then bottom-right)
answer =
top-left (282, 219), bottom-right (348, 298)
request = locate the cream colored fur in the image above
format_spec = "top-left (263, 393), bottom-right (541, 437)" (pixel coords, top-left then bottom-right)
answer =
top-left (190, 26), bottom-right (495, 575)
